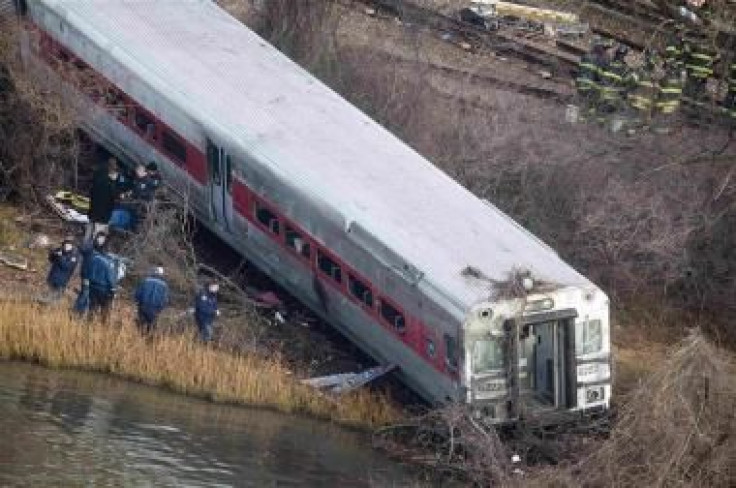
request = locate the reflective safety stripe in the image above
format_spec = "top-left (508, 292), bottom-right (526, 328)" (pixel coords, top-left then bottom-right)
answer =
top-left (690, 53), bottom-right (714, 62)
top-left (656, 102), bottom-right (680, 114)
top-left (660, 87), bottom-right (682, 94)
top-left (629, 96), bottom-right (652, 110)
top-left (685, 65), bottom-right (713, 78)
top-left (600, 72), bottom-right (623, 83)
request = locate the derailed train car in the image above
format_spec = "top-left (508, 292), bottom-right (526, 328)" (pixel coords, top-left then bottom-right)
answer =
top-left (11, 0), bottom-right (611, 423)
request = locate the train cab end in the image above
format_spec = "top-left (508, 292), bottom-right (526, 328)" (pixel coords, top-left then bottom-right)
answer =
top-left (462, 286), bottom-right (612, 426)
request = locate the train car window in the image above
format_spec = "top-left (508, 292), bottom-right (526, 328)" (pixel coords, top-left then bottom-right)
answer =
top-left (162, 130), bottom-right (187, 164)
top-left (225, 155), bottom-right (233, 194)
top-left (317, 250), bottom-right (342, 284)
top-left (426, 338), bottom-right (436, 358)
top-left (285, 226), bottom-right (310, 259)
top-left (13, 0), bottom-right (28, 16)
top-left (134, 110), bottom-right (156, 136)
top-left (255, 201), bottom-right (280, 235)
top-left (207, 142), bottom-right (221, 185)
top-left (444, 334), bottom-right (459, 371)
top-left (56, 47), bottom-right (72, 63)
top-left (380, 300), bottom-right (405, 333)
top-left (104, 88), bottom-right (128, 121)
top-left (348, 275), bottom-right (373, 308)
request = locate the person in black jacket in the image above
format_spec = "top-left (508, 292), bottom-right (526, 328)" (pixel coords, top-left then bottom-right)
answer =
top-left (86, 157), bottom-right (127, 240)
top-left (42, 237), bottom-right (78, 303)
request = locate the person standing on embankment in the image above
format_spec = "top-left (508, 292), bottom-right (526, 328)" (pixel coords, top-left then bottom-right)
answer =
top-left (82, 233), bottom-right (118, 323)
top-left (134, 266), bottom-right (169, 335)
top-left (192, 282), bottom-right (220, 343)
top-left (86, 157), bottom-right (126, 240)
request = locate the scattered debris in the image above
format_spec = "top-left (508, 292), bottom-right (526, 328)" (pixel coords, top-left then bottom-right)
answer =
top-left (45, 192), bottom-right (89, 224)
top-left (0, 250), bottom-right (28, 270)
top-left (302, 364), bottom-right (396, 395)
top-left (252, 290), bottom-right (282, 308)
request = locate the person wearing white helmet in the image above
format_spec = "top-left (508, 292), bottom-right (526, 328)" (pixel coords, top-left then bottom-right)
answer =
top-left (134, 265), bottom-right (170, 335)
top-left (193, 282), bottom-right (220, 342)
top-left (42, 236), bottom-right (79, 303)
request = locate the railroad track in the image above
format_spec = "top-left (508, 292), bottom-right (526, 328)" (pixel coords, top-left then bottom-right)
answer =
top-left (361, 46), bottom-right (572, 103)
top-left (342, 0), bottom-right (580, 74)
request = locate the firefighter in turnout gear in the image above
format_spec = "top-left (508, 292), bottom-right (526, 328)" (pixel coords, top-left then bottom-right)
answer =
top-left (683, 41), bottom-right (715, 102)
top-left (664, 30), bottom-right (685, 71)
top-left (654, 66), bottom-right (684, 133)
top-left (575, 42), bottom-right (606, 122)
top-left (598, 44), bottom-right (630, 123)
top-left (627, 55), bottom-right (659, 128)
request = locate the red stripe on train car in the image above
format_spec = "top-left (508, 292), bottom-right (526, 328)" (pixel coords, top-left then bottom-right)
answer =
top-left (29, 23), bottom-right (207, 185)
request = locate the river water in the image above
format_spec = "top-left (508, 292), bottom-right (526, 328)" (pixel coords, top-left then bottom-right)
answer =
top-left (0, 361), bottom-right (417, 487)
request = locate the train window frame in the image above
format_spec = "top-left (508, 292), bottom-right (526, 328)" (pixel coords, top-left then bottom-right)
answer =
top-left (104, 87), bottom-right (130, 122)
top-left (133, 109), bottom-right (156, 139)
top-left (379, 299), bottom-right (406, 334)
top-left (444, 334), bottom-right (459, 371)
top-left (348, 274), bottom-right (374, 309)
top-left (162, 130), bottom-right (187, 164)
top-left (317, 249), bottom-right (342, 285)
top-left (254, 200), bottom-right (280, 235)
top-left (285, 225), bottom-right (311, 260)
top-left (225, 154), bottom-right (234, 194)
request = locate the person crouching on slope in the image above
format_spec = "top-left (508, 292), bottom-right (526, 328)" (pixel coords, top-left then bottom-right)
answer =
top-left (134, 266), bottom-right (170, 335)
top-left (42, 237), bottom-right (78, 304)
top-left (193, 282), bottom-right (220, 343)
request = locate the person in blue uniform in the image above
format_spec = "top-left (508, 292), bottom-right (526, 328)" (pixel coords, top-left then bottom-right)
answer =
top-left (84, 234), bottom-right (118, 323)
top-left (193, 282), bottom-right (220, 343)
top-left (134, 266), bottom-right (170, 335)
top-left (43, 237), bottom-right (78, 303)
top-left (112, 163), bottom-right (161, 231)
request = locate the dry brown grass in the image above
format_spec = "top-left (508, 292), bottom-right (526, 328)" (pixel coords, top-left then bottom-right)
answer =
top-left (0, 300), bottom-right (400, 429)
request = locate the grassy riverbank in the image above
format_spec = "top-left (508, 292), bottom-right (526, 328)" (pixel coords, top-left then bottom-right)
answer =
top-left (0, 300), bottom-right (400, 428)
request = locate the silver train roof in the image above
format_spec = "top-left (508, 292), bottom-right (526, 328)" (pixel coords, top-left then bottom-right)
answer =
top-left (39, 0), bottom-right (594, 309)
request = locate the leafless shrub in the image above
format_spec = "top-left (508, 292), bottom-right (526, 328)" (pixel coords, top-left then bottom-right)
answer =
top-left (117, 191), bottom-right (273, 352)
top-left (526, 330), bottom-right (736, 487)
top-left (373, 404), bottom-right (513, 486)
top-left (0, 26), bottom-right (79, 201)
top-left (118, 196), bottom-right (199, 298)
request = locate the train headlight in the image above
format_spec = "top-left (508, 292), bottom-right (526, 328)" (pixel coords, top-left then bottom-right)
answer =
top-left (586, 386), bottom-right (605, 404)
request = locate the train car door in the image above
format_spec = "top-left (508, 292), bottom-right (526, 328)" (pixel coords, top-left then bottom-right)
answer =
top-left (206, 138), bottom-right (233, 232)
